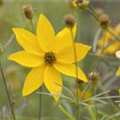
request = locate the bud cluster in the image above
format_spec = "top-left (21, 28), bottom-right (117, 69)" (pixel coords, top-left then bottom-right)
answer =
top-left (72, 0), bottom-right (89, 10)
top-left (95, 8), bottom-right (110, 29)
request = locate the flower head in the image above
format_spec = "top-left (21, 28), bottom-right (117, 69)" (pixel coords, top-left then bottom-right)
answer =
top-left (72, 0), bottom-right (89, 10)
top-left (64, 14), bottom-right (75, 28)
top-left (23, 4), bottom-right (34, 20)
top-left (8, 14), bottom-right (91, 101)
top-left (99, 14), bottom-right (110, 29)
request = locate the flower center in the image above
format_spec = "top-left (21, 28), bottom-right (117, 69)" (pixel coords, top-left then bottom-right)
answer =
top-left (44, 52), bottom-right (56, 65)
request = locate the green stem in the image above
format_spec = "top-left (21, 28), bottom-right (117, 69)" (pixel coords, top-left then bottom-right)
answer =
top-left (0, 62), bottom-right (16, 120)
top-left (58, 105), bottom-right (75, 120)
top-left (70, 28), bottom-right (79, 120)
top-left (94, 87), bottom-right (98, 120)
top-left (98, 82), bottom-right (119, 112)
top-left (38, 88), bottom-right (42, 120)
top-left (30, 19), bottom-right (34, 32)
top-left (87, 7), bottom-right (99, 22)
top-left (88, 107), bottom-right (96, 120)
top-left (87, 5), bottom-right (120, 51)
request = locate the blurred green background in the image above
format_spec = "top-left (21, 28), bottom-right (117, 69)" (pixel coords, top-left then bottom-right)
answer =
top-left (0, 0), bottom-right (120, 119)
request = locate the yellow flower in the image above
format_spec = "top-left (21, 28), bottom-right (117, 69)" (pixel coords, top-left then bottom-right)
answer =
top-left (116, 66), bottom-right (120, 76)
top-left (115, 50), bottom-right (120, 76)
top-left (72, 0), bottom-right (89, 10)
top-left (97, 24), bottom-right (120, 55)
top-left (8, 14), bottom-right (91, 101)
top-left (78, 89), bottom-right (92, 101)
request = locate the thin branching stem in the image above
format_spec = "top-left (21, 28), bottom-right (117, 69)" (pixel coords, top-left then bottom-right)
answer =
top-left (87, 7), bottom-right (99, 22)
top-left (58, 105), bottom-right (76, 120)
top-left (87, 4), bottom-right (120, 52)
top-left (37, 91), bottom-right (76, 103)
top-left (3, 34), bottom-right (15, 49)
top-left (0, 62), bottom-right (16, 120)
top-left (54, 82), bottom-right (75, 99)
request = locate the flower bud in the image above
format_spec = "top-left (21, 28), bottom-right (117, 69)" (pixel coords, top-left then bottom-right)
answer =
top-left (72, 0), bottom-right (89, 9)
top-left (99, 14), bottom-right (110, 29)
top-left (89, 72), bottom-right (99, 86)
top-left (95, 8), bottom-right (104, 17)
top-left (64, 14), bottom-right (75, 28)
top-left (22, 4), bottom-right (34, 20)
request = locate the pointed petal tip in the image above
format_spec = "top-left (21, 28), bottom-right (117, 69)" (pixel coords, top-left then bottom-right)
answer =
top-left (39, 14), bottom-right (46, 20)
top-left (40, 13), bottom-right (44, 17)
top-left (53, 96), bottom-right (60, 102)
top-left (83, 78), bottom-right (88, 83)
top-left (79, 75), bottom-right (88, 83)
top-left (88, 46), bottom-right (92, 51)
top-left (22, 87), bottom-right (32, 97)
top-left (8, 54), bottom-right (14, 61)
top-left (12, 28), bottom-right (18, 33)
top-left (22, 91), bottom-right (29, 97)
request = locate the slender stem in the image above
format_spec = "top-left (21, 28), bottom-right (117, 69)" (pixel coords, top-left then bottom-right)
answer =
top-left (29, 19), bottom-right (42, 120)
top-left (87, 7), bottom-right (99, 22)
top-left (3, 34), bottom-right (15, 49)
top-left (70, 28), bottom-right (79, 120)
top-left (93, 86), bottom-right (98, 120)
top-left (30, 19), bottom-right (34, 32)
top-left (38, 88), bottom-right (42, 120)
top-left (58, 105), bottom-right (76, 120)
top-left (106, 28), bottom-right (120, 41)
top-left (87, 4), bottom-right (120, 51)
top-left (81, 80), bottom-right (92, 97)
top-left (0, 62), bottom-right (16, 120)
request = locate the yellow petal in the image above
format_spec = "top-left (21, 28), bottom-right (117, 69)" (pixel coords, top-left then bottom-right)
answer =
top-left (44, 66), bottom-right (62, 101)
top-left (116, 66), bottom-right (120, 76)
top-left (115, 23), bottom-right (120, 35)
top-left (56, 23), bottom-right (77, 41)
top-left (56, 43), bottom-right (91, 63)
top-left (104, 41), bottom-right (120, 55)
top-left (8, 51), bottom-right (44, 67)
top-left (54, 63), bottom-right (88, 82)
top-left (54, 30), bottom-right (72, 53)
top-left (98, 27), bottom-right (113, 47)
top-left (37, 14), bottom-right (55, 52)
top-left (13, 28), bottom-right (44, 56)
top-left (22, 65), bottom-right (45, 96)
top-left (72, 23), bottom-right (77, 40)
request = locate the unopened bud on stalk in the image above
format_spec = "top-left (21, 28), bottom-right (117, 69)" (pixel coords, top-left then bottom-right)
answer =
top-left (22, 4), bottom-right (34, 20)
top-left (64, 14), bottom-right (75, 28)
top-left (89, 72), bottom-right (99, 86)
top-left (95, 8), bottom-right (104, 17)
top-left (99, 14), bottom-right (110, 29)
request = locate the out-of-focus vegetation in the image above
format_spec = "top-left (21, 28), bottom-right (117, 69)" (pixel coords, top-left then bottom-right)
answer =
top-left (0, 0), bottom-right (120, 120)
